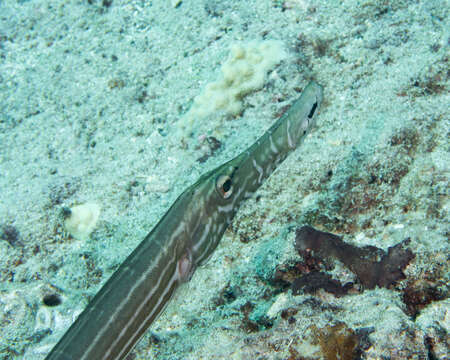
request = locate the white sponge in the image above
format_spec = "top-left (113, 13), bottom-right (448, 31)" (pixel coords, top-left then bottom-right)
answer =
top-left (64, 202), bottom-right (101, 240)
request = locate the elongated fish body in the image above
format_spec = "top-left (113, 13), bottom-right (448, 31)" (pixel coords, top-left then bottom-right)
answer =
top-left (45, 81), bottom-right (323, 360)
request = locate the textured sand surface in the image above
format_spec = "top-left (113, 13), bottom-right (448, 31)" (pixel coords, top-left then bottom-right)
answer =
top-left (0, 0), bottom-right (448, 359)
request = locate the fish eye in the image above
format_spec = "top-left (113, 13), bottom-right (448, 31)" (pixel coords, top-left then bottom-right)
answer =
top-left (216, 175), bottom-right (233, 199)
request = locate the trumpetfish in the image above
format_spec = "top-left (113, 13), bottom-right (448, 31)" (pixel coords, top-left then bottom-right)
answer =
top-left (45, 81), bottom-right (323, 360)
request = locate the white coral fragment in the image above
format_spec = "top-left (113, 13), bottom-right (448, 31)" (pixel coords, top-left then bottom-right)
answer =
top-left (188, 40), bottom-right (287, 119)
